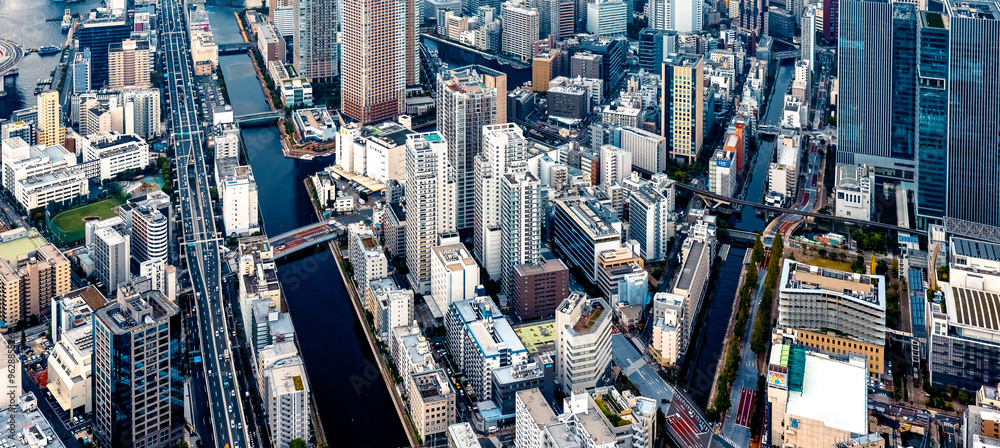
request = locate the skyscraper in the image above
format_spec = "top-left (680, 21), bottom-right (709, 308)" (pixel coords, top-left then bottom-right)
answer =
top-left (76, 11), bottom-right (131, 88)
top-left (837, 0), bottom-right (916, 182)
top-left (93, 286), bottom-right (182, 448)
top-left (108, 39), bottom-right (151, 91)
top-left (661, 54), bottom-right (704, 163)
top-left (405, 133), bottom-right (457, 294)
top-left (499, 171), bottom-right (541, 298)
top-left (36, 90), bottom-right (65, 147)
top-left (295, 0), bottom-right (338, 82)
top-left (475, 124), bottom-right (528, 279)
top-left (501, 1), bottom-right (540, 61)
top-left (438, 67), bottom-right (499, 231)
top-left (944, 0), bottom-right (1000, 240)
top-left (915, 10), bottom-right (949, 225)
top-left (586, 0), bottom-right (627, 37)
top-left (342, 0), bottom-right (406, 123)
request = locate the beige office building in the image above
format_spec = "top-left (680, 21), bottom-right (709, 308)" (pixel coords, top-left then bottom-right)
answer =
top-left (407, 369), bottom-right (456, 439)
top-left (662, 54), bottom-right (704, 163)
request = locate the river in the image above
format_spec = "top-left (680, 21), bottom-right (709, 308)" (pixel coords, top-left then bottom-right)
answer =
top-left (207, 7), bottom-right (409, 447)
top-left (734, 60), bottom-right (796, 233)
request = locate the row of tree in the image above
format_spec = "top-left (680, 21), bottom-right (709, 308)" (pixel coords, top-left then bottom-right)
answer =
top-left (750, 234), bottom-right (783, 354)
top-left (707, 236), bottom-right (768, 421)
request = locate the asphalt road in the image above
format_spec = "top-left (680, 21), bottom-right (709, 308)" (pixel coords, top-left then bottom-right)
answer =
top-left (159, 0), bottom-right (252, 446)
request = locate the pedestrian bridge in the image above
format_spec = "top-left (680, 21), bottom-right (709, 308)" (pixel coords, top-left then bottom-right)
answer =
top-left (235, 110), bottom-right (282, 126)
top-left (773, 50), bottom-right (799, 60)
top-left (270, 219), bottom-right (346, 258)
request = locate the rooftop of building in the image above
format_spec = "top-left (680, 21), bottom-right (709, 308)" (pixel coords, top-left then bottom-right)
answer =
top-left (412, 369), bottom-right (452, 400)
top-left (513, 320), bottom-right (556, 354)
top-left (55, 286), bottom-right (108, 324)
top-left (947, 0), bottom-right (1000, 20)
top-left (781, 259), bottom-right (885, 309)
top-left (675, 240), bottom-right (706, 292)
top-left (0, 229), bottom-right (64, 268)
top-left (952, 236), bottom-right (1000, 261)
top-left (514, 258), bottom-right (568, 277)
top-left (433, 243), bottom-right (477, 272)
top-left (665, 52), bottom-right (703, 67)
top-left (942, 283), bottom-right (1000, 333)
top-left (770, 343), bottom-right (868, 434)
top-left (555, 195), bottom-right (621, 239)
top-left (95, 289), bottom-right (177, 335)
top-left (0, 393), bottom-right (66, 448)
top-left (517, 388), bottom-right (559, 426)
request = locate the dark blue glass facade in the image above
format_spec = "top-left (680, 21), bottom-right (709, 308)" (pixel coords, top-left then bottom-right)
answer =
top-left (916, 12), bottom-right (949, 223)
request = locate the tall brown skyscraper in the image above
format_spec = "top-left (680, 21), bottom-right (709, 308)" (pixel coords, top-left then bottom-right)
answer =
top-left (342, 0), bottom-right (407, 124)
top-left (406, 0), bottom-right (418, 85)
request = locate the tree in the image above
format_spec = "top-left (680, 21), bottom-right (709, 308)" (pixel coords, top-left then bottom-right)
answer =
top-left (288, 440), bottom-right (307, 448)
top-left (752, 235), bottom-right (765, 265)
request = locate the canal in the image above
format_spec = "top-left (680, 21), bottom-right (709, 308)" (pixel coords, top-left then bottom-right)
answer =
top-left (683, 247), bottom-right (747, 408)
top-left (420, 35), bottom-right (533, 87)
top-left (209, 8), bottom-right (409, 447)
top-left (734, 59), bottom-right (796, 233)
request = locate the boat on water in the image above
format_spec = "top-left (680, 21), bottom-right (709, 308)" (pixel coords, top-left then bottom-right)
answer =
top-left (37, 46), bottom-right (61, 55)
top-left (61, 9), bottom-right (72, 32)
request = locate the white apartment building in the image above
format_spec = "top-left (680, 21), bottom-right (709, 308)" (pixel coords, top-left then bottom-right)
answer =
top-left (475, 123), bottom-right (529, 281)
top-left (216, 157), bottom-right (260, 237)
top-left (515, 388), bottom-right (559, 448)
top-left (120, 197), bottom-right (169, 264)
top-left (516, 386), bottom-right (655, 448)
top-left (90, 222), bottom-right (131, 293)
top-left (365, 278), bottom-right (413, 342)
top-left (628, 180), bottom-right (675, 262)
top-left (430, 243), bottom-right (480, 318)
top-left (586, 0), bottom-right (627, 37)
top-left (349, 223), bottom-right (389, 289)
top-left (264, 357), bottom-right (311, 448)
top-left (670, 215), bottom-right (717, 358)
top-left (499, 171), bottom-right (542, 298)
top-left (835, 164), bottom-right (873, 222)
top-left (46, 325), bottom-right (92, 418)
top-left (649, 292), bottom-right (684, 367)
top-left (501, 1), bottom-right (539, 61)
top-left (446, 296), bottom-right (528, 401)
top-left (1, 138), bottom-right (88, 210)
top-left (709, 148), bottom-right (738, 198)
top-left (391, 324), bottom-right (437, 382)
top-left (121, 88), bottom-right (161, 139)
top-left (778, 259), bottom-right (887, 345)
top-left (620, 126), bottom-right (666, 175)
top-left (406, 133), bottom-right (457, 294)
top-left (600, 144), bottom-right (632, 186)
top-left (768, 132), bottom-right (800, 204)
top-left (555, 292), bottom-right (612, 393)
top-left (190, 31), bottom-right (218, 76)
top-left (448, 422), bottom-right (480, 448)
top-left (138, 259), bottom-right (177, 304)
top-left (208, 122), bottom-right (241, 159)
top-left (80, 133), bottom-right (149, 181)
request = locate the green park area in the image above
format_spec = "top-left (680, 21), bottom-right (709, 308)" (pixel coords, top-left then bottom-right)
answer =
top-left (51, 198), bottom-right (124, 243)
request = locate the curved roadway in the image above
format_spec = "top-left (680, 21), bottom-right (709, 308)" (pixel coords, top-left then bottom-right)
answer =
top-left (0, 39), bottom-right (24, 75)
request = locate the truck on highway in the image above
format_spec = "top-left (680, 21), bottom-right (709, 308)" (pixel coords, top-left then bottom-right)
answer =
top-left (224, 349), bottom-right (230, 362)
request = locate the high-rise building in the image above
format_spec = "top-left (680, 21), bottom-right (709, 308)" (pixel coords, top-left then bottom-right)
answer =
top-left (36, 90), bottom-right (65, 147)
top-left (271, 0), bottom-right (297, 37)
top-left (502, 1), bottom-right (540, 61)
top-left (499, 171), bottom-right (542, 298)
top-left (629, 181), bottom-right (675, 261)
top-left (405, 133), bottom-right (457, 294)
top-left (70, 49), bottom-right (92, 94)
top-left (215, 157), bottom-right (260, 237)
top-left (121, 89), bottom-right (162, 140)
top-left (555, 292), bottom-right (612, 393)
top-left (638, 29), bottom-right (677, 75)
top-left (511, 259), bottom-right (569, 319)
top-left (76, 11), bottom-right (131, 88)
top-left (89, 220), bottom-right (131, 293)
top-left (662, 54), bottom-right (704, 163)
top-left (824, 0), bottom-right (838, 42)
top-left (620, 126), bottom-right (667, 175)
top-left (93, 287), bottom-right (181, 448)
top-left (599, 144), bottom-right (631, 186)
top-left (0, 229), bottom-right (71, 326)
top-left (295, 0), bottom-right (338, 81)
top-left (475, 123), bottom-right (528, 279)
top-left (108, 39), bottom-right (151, 91)
top-left (837, 0), bottom-right (916, 182)
top-left (264, 357), bottom-right (312, 448)
top-left (915, 10), bottom-right (949, 225)
top-left (801, 4), bottom-right (817, 70)
top-left (342, 0), bottom-right (405, 123)
top-left (586, 0), bottom-right (627, 37)
top-left (647, 0), bottom-right (703, 31)
top-left (551, 195), bottom-right (622, 283)
top-left (438, 68), bottom-right (499, 231)
top-left (944, 0), bottom-right (1000, 240)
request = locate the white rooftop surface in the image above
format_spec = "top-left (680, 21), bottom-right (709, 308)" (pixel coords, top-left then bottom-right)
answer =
top-left (785, 353), bottom-right (867, 434)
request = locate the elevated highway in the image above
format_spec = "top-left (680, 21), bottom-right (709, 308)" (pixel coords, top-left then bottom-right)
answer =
top-left (161, 0), bottom-right (252, 446)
